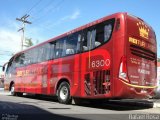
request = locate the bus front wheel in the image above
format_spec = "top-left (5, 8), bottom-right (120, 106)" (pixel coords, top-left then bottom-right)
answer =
top-left (57, 82), bottom-right (71, 104)
top-left (10, 84), bottom-right (16, 96)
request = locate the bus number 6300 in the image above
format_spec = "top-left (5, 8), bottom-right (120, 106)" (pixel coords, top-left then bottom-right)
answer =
top-left (91, 59), bottom-right (110, 68)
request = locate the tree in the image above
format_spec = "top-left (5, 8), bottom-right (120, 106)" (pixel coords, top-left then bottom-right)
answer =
top-left (24, 38), bottom-right (33, 48)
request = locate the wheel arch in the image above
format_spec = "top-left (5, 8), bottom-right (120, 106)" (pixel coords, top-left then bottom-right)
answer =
top-left (55, 78), bottom-right (70, 95)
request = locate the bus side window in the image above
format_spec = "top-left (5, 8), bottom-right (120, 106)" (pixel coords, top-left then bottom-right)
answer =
top-left (6, 57), bottom-right (14, 75)
top-left (87, 29), bottom-right (96, 50)
top-left (40, 46), bottom-right (45, 62)
top-left (82, 27), bottom-right (97, 52)
top-left (55, 38), bottom-right (66, 58)
top-left (77, 34), bottom-right (81, 53)
top-left (37, 46), bottom-right (47, 62)
top-left (49, 42), bottom-right (56, 60)
top-left (55, 41), bottom-right (59, 58)
top-left (6, 62), bottom-right (11, 75)
top-left (66, 32), bottom-right (80, 55)
top-left (104, 24), bottom-right (112, 42)
top-left (82, 30), bottom-right (88, 52)
top-left (14, 55), bottom-right (21, 67)
top-left (24, 51), bottom-right (31, 65)
top-left (95, 23), bottom-right (104, 47)
top-left (36, 48), bottom-right (41, 63)
top-left (19, 54), bottom-right (25, 66)
top-left (32, 48), bottom-right (38, 63)
top-left (14, 54), bottom-right (25, 68)
top-left (41, 43), bottom-right (51, 61)
top-left (62, 40), bottom-right (66, 56)
top-left (29, 50), bottom-right (34, 64)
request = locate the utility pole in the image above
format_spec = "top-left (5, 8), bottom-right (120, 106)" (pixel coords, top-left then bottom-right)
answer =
top-left (16, 14), bottom-right (32, 50)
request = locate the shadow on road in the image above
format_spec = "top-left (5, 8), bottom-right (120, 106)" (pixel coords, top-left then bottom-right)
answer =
top-left (14, 94), bottom-right (154, 111)
top-left (0, 101), bottom-right (84, 120)
top-left (75, 99), bottom-right (153, 111)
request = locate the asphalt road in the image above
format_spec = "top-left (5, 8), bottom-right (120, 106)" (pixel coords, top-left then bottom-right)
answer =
top-left (0, 91), bottom-right (160, 120)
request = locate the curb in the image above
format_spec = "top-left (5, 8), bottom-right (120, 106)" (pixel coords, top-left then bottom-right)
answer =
top-left (0, 91), bottom-right (11, 95)
top-left (153, 103), bottom-right (160, 108)
top-left (0, 89), bottom-right (11, 95)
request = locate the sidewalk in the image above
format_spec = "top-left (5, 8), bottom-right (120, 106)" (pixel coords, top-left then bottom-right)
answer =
top-left (0, 88), bottom-right (11, 95)
top-left (152, 99), bottom-right (160, 108)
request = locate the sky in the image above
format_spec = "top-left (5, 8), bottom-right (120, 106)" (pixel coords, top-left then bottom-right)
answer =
top-left (0, 0), bottom-right (160, 71)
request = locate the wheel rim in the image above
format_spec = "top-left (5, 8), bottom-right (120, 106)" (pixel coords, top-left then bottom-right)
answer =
top-left (60, 86), bottom-right (68, 100)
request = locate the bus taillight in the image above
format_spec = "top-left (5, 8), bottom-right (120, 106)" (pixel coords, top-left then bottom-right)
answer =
top-left (119, 56), bottom-right (129, 82)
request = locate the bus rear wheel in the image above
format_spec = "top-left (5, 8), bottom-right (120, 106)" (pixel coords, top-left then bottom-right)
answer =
top-left (57, 82), bottom-right (71, 104)
top-left (17, 92), bottom-right (23, 97)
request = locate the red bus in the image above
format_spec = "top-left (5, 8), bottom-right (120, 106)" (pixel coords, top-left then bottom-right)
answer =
top-left (3, 12), bottom-right (157, 104)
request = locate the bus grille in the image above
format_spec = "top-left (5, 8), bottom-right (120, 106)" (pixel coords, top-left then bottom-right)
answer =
top-left (93, 70), bottom-right (110, 95)
top-left (130, 44), bottom-right (156, 61)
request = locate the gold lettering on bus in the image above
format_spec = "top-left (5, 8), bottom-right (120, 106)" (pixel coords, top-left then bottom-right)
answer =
top-left (16, 67), bottom-right (48, 77)
top-left (129, 37), bottom-right (145, 47)
top-left (17, 71), bottom-right (23, 77)
top-left (137, 22), bottom-right (149, 39)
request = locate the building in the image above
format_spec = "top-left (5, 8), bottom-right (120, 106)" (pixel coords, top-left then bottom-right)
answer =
top-left (0, 72), bottom-right (4, 88)
top-left (157, 62), bottom-right (160, 87)
top-left (155, 62), bottom-right (160, 98)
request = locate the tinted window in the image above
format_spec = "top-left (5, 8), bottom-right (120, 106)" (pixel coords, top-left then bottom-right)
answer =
top-left (6, 57), bottom-right (14, 74)
top-left (24, 51), bottom-right (30, 65)
top-left (39, 44), bottom-right (51, 62)
top-left (82, 18), bottom-right (115, 52)
top-left (19, 54), bottom-right (25, 66)
top-left (82, 27), bottom-right (97, 52)
top-left (55, 38), bottom-right (66, 58)
top-left (13, 53), bottom-right (25, 68)
top-left (14, 55), bottom-right (21, 67)
top-left (6, 53), bottom-right (25, 74)
top-left (32, 48), bottom-right (38, 63)
top-left (66, 32), bottom-right (80, 55)
top-left (49, 42), bottom-right (56, 60)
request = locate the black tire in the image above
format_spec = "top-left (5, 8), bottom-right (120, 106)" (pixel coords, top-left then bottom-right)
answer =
top-left (73, 98), bottom-right (83, 105)
top-left (57, 82), bottom-right (71, 104)
top-left (89, 99), bottom-right (107, 105)
top-left (10, 84), bottom-right (16, 96)
top-left (17, 92), bottom-right (23, 97)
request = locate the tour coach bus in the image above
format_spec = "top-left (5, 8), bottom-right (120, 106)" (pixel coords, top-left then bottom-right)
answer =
top-left (3, 12), bottom-right (157, 104)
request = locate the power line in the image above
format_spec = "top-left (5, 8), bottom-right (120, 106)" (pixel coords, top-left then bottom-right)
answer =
top-left (32, 0), bottom-right (64, 23)
top-left (31, 0), bottom-right (55, 18)
top-left (25, 0), bottom-right (42, 14)
top-left (0, 51), bottom-right (14, 56)
top-left (0, 50), bottom-right (13, 53)
top-left (0, 54), bottom-right (13, 56)
top-left (0, 53), bottom-right (13, 56)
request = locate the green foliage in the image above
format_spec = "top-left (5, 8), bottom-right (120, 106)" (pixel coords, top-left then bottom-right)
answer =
top-left (24, 38), bottom-right (33, 47)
